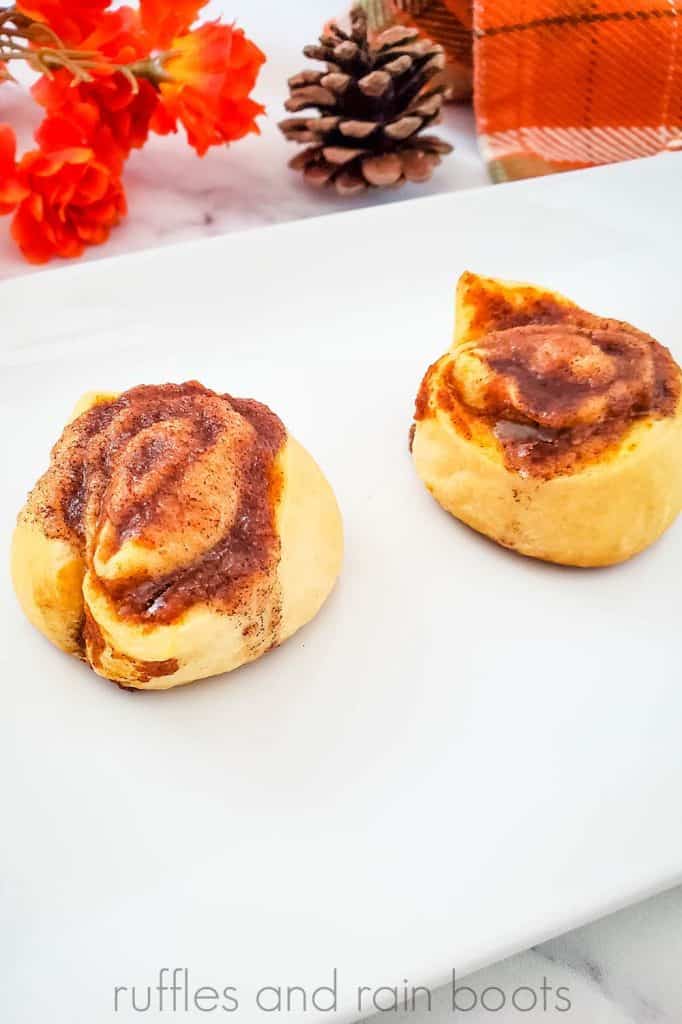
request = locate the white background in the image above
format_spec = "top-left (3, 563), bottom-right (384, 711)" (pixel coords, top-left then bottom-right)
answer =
top-left (1, 2), bottom-right (682, 1022)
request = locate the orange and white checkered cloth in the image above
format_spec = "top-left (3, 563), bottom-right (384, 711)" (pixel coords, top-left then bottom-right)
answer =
top-left (360, 0), bottom-right (682, 180)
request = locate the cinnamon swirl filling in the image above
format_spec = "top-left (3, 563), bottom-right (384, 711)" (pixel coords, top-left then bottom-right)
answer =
top-left (31, 381), bottom-right (286, 634)
top-left (418, 314), bottom-right (680, 478)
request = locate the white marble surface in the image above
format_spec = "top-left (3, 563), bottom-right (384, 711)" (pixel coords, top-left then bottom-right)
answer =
top-left (366, 888), bottom-right (682, 1022)
top-left (2, 1), bottom-right (681, 1021)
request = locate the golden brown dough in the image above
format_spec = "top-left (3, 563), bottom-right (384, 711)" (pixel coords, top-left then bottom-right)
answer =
top-left (411, 273), bottom-right (682, 566)
top-left (12, 382), bottom-right (343, 688)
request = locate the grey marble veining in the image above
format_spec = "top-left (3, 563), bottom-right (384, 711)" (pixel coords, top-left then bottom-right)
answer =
top-left (361, 889), bottom-right (682, 1022)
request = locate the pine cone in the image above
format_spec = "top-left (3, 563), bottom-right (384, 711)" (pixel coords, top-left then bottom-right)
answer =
top-left (360, 0), bottom-right (474, 101)
top-left (279, 5), bottom-right (453, 195)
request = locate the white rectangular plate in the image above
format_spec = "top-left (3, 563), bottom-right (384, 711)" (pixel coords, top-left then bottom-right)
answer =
top-left (2, 154), bottom-right (682, 1024)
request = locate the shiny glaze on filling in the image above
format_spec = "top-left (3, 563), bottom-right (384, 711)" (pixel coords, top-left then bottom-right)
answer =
top-left (415, 299), bottom-right (680, 478)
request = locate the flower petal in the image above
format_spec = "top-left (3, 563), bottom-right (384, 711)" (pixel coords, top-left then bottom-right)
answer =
top-left (140, 0), bottom-right (208, 49)
top-left (12, 146), bottom-right (126, 262)
top-left (156, 23), bottom-right (265, 156)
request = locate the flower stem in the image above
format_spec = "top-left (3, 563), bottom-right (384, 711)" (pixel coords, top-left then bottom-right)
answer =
top-left (0, 6), bottom-right (157, 90)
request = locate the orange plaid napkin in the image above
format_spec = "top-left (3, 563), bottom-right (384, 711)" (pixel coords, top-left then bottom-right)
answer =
top-left (358, 0), bottom-right (682, 180)
top-left (474, 0), bottom-right (682, 181)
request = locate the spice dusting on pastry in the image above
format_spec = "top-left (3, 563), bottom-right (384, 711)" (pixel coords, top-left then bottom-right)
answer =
top-left (424, 318), bottom-right (680, 479)
top-left (12, 381), bottom-right (343, 689)
top-left (411, 273), bottom-right (682, 567)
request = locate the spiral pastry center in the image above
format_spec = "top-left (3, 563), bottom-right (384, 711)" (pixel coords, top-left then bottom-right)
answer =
top-left (454, 321), bottom-right (672, 429)
top-left (36, 381), bottom-right (286, 633)
top-left (425, 317), bottom-right (680, 478)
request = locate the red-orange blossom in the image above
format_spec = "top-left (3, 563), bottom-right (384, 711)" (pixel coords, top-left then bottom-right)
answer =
top-left (0, 0), bottom-right (265, 262)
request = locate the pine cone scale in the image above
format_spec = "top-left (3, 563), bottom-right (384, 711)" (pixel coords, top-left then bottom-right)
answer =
top-left (339, 119), bottom-right (378, 139)
top-left (323, 146), bottom-right (368, 165)
top-left (279, 4), bottom-right (453, 195)
top-left (321, 72), bottom-right (352, 94)
top-left (335, 171), bottom-right (367, 196)
top-left (384, 115), bottom-right (422, 140)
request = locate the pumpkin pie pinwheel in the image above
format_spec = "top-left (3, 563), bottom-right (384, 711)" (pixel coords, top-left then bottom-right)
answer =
top-left (411, 273), bottom-right (682, 566)
top-left (12, 382), bottom-right (343, 688)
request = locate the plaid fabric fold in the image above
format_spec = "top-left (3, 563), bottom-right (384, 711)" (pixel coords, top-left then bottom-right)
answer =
top-left (473, 0), bottom-right (682, 181)
top-left (356, 0), bottom-right (682, 179)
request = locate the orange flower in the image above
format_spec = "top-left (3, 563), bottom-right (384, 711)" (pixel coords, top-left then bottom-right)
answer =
top-left (11, 147), bottom-right (126, 263)
top-left (3, 0), bottom-right (267, 265)
top-left (0, 125), bottom-right (29, 214)
top-left (152, 23), bottom-right (265, 156)
top-left (78, 6), bottom-right (149, 64)
top-left (16, 0), bottom-right (111, 46)
top-left (34, 71), bottom-right (159, 173)
top-left (140, 0), bottom-right (207, 50)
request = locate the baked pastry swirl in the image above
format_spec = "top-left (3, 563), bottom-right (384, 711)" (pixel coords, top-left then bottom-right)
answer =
top-left (12, 382), bottom-right (343, 688)
top-left (412, 273), bottom-right (682, 566)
